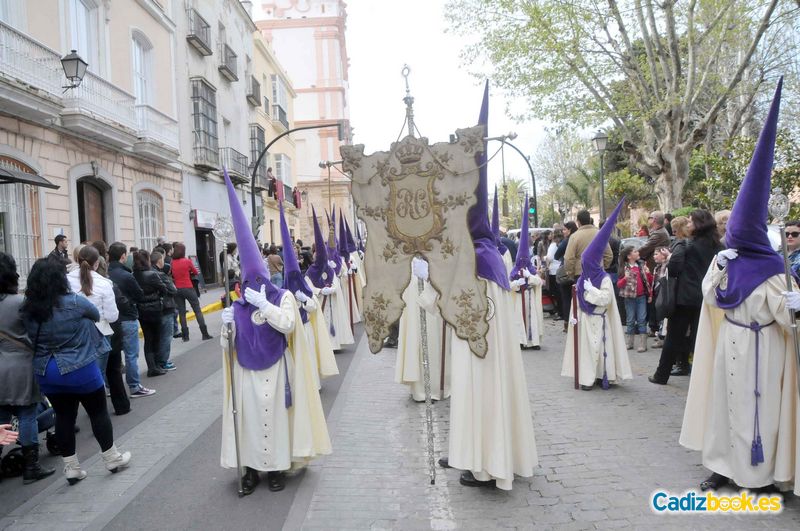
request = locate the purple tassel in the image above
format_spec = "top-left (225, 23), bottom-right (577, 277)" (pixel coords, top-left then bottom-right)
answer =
top-left (751, 436), bottom-right (764, 466)
top-left (602, 372), bottom-right (609, 390)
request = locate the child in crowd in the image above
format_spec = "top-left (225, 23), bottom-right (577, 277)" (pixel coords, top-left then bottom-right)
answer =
top-left (616, 246), bottom-right (653, 352)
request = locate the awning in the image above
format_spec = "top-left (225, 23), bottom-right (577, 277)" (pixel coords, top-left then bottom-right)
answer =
top-left (0, 167), bottom-right (60, 190)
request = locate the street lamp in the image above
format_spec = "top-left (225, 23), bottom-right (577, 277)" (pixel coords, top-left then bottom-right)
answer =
top-left (61, 50), bottom-right (88, 90)
top-left (486, 132), bottom-right (517, 217)
top-left (484, 134), bottom-right (539, 227)
top-left (592, 130), bottom-right (608, 221)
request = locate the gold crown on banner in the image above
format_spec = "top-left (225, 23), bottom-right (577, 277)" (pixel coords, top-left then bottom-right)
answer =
top-left (395, 138), bottom-right (424, 164)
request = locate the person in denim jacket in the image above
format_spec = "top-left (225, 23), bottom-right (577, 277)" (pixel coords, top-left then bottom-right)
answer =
top-left (21, 258), bottom-right (131, 485)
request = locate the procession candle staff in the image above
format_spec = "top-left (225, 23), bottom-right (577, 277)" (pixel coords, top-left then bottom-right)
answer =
top-left (768, 187), bottom-right (800, 400)
top-left (338, 213), bottom-right (356, 334)
top-left (212, 214), bottom-right (244, 497)
top-left (509, 195), bottom-right (544, 350)
top-left (680, 78), bottom-right (800, 495)
top-left (306, 207), bottom-right (339, 347)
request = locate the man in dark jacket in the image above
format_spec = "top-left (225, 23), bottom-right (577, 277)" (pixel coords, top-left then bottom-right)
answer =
top-left (108, 242), bottom-right (155, 399)
top-left (48, 234), bottom-right (69, 264)
top-left (637, 211), bottom-right (671, 337)
top-left (152, 250), bottom-right (177, 373)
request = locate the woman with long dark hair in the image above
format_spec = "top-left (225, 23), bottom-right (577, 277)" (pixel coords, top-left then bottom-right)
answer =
top-left (650, 209), bottom-right (723, 384)
top-left (0, 252), bottom-right (55, 483)
top-left (21, 258), bottom-right (131, 485)
top-left (132, 250), bottom-right (168, 377)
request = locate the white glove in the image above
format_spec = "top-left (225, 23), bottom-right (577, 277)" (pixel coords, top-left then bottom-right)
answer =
top-left (244, 284), bottom-right (270, 312)
top-left (522, 268), bottom-right (532, 278)
top-left (221, 307), bottom-right (234, 325)
top-left (328, 260), bottom-right (337, 269)
top-left (320, 286), bottom-right (335, 296)
top-left (583, 278), bottom-right (599, 294)
top-left (569, 316), bottom-right (578, 326)
top-left (528, 275), bottom-right (543, 287)
top-left (716, 248), bottom-right (738, 267)
top-left (294, 290), bottom-right (309, 304)
top-left (411, 257), bottom-right (429, 281)
top-left (784, 291), bottom-right (800, 311)
top-left (509, 278), bottom-right (524, 290)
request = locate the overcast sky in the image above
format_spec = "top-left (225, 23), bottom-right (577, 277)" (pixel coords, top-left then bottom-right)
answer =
top-left (346, 0), bottom-right (549, 197)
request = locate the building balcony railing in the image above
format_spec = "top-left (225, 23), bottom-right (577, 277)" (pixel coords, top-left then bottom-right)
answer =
top-left (0, 20), bottom-right (63, 97)
top-left (61, 71), bottom-right (138, 147)
top-left (218, 43), bottom-right (238, 82)
top-left (186, 8), bottom-right (212, 56)
top-left (246, 75), bottom-right (260, 106)
top-left (219, 147), bottom-right (248, 183)
top-left (272, 104), bottom-right (289, 129)
top-left (194, 142), bottom-right (219, 172)
top-left (250, 161), bottom-right (267, 191)
top-left (135, 104), bottom-right (179, 150)
top-left (262, 96), bottom-right (270, 118)
top-left (284, 183), bottom-right (296, 207)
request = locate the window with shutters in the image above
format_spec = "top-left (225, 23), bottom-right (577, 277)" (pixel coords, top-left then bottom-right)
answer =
top-left (191, 78), bottom-right (219, 167)
top-left (0, 157), bottom-right (41, 282)
top-left (136, 189), bottom-right (163, 252)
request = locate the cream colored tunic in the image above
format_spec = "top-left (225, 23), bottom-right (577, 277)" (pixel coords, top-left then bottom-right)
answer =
top-left (349, 251), bottom-right (366, 319)
top-left (297, 278), bottom-right (339, 390)
top-left (220, 293), bottom-right (332, 472)
top-left (339, 256), bottom-right (362, 325)
top-left (561, 276), bottom-right (632, 387)
top-left (448, 281), bottom-right (538, 490)
top-left (395, 278), bottom-right (451, 401)
top-left (307, 274), bottom-right (355, 350)
top-left (680, 260), bottom-right (800, 492)
top-left (513, 275), bottom-right (544, 348)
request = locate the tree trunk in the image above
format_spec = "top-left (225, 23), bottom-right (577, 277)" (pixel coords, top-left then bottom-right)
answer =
top-left (652, 160), bottom-right (689, 212)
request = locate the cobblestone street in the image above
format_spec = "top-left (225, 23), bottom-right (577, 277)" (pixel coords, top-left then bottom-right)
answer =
top-left (290, 316), bottom-right (800, 530)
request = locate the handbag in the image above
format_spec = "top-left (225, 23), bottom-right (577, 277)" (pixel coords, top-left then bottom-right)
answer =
top-left (556, 261), bottom-right (572, 285)
top-left (655, 268), bottom-right (677, 321)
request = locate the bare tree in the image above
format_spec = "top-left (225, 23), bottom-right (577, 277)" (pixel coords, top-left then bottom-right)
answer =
top-left (447, 0), bottom-right (798, 209)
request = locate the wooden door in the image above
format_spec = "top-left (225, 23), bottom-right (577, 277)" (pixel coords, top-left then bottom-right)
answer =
top-left (78, 181), bottom-right (106, 243)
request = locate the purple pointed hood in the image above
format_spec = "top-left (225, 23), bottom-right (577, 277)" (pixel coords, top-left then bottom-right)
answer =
top-left (492, 185), bottom-right (508, 255)
top-left (326, 209), bottom-right (342, 275)
top-left (576, 197), bottom-right (624, 314)
top-left (344, 218), bottom-right (358, 254)
top-left (466, 81), bottom-right (510, 290)
top-left (511, 195), bottom-right (534, 278)
top-left (280, 201), bottom-right (312, 298)
top-left (307, 205), bottom-right (335, 288)
top-left (355, 222), bottom-right (365, 253)
top-left (337, 210), bottom-right (350, 258)
top-left (716, 78), bottom-right (786, 309)
top-left (223, 168), bottom-right (287, 370)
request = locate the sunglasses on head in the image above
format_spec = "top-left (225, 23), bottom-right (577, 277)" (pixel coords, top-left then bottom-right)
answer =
top-left (786, 231), bottom-right (800, 238)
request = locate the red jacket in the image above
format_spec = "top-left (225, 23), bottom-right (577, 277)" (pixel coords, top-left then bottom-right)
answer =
top-left (171, 258), bottom-right (198, 289)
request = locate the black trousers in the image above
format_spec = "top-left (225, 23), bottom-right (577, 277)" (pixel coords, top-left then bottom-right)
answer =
top-left (108, 321), bottom-right (131, 414)
top-left (559, 281), bottom-right (574, 322)
top-left (653, 304), bottom-right (701, 382)
top-left (547, 274), bottom-right (562, 317)
top-left (48, 387), bottom-right (114, 457)
top-left (140, 319), bottom-right (161, 371)
top-left (175, 287), bottom-right (207, 333)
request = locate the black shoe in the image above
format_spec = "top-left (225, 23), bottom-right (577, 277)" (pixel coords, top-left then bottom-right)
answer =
top-left (241, 467), bottom-right (260, 496)
top-left (21, 446), bottom-right (56, 484)
top-left (267, 471), bottom-right (285, 492)
top-left (700, 472), bottom-right (729, 491)
top-left (201, 334), bottom-right (213, 340)
top-left (580, 385), bottom-right (593, 391)
top-left (114, 408), bottom-right (132, 416)
top-left (648, 375), bottom-right (667, 385)
top-left (182, 330), bottom-right (190, 342)
top-left (147, 368), bottom-right (167, 377)
top-left (459, 471), bottom-right (495, 488)
top-left (45, 431), bottom-right (60, 456)
top-left (173, 332), bottom-right (183, 339)
top-left (670, 367), bottom-right (690, 376)
top-left (383, 339), bottom-right (398, 349)
top-left (438, 457), bottom-right (451, 469)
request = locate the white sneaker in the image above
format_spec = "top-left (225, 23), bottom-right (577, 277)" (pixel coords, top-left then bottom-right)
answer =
top-left (130, 386), bottom-right (156, 398)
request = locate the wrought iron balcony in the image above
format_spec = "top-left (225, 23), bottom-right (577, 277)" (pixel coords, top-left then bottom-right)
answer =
top-left (284, 183), bottom-right (295, 207)
top-left (218, 43), bottom-right (238, 82)
top-left (134, 104), bottom-right (179, 163)
top-left (246, 75), bottom-right (260, 106)
top-left (186, 8), bottom-right (212, 56)
top-left (272, 104), bottom-right (288, 129)
top-left (219, 147), bottom-right (248, 183)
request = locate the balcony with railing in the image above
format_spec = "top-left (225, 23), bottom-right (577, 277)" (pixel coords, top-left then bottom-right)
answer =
top-left (219, 147), bottom-right (248, 183)
top-left (61, 71), bottom-right (138, 148)
top-left (250, 161), bottom-right (267, 191)
top-left (194, 142), bottom-right (219, 172)
top-left (272, 104), bottom-right (289, 129)
top-left (263, 96), bottom-right (270, 118)
top-left (186, 8), bottom-right (212, 56)
top-left (218, 43), bottom-right (238, 82)
top-left (246, 75), bottom-right (261, 106)
top-left (0, 20), bottom-right (65, 120)
top-left (283, 183), bottom-right (296, 207)
top-left (133, 104), bottom-right (179, 163)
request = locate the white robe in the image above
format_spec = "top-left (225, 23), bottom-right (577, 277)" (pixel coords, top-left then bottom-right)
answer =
top-left (220, 292), bottom-right (332, 472)
top-left (561, 276), bottom-right (632, 387)
top-left (296, 284), bottom-right (339, 390)
top-left (501, 249), bottom-right (514, 275)
top-left (307, 274), bottom-right (355, 350)
top-left (513, 275), bottom-right (544, 348)
top-left (395, 278), bottom-right (451, 401)
top-left (339, 257), bottom-right (362, 325)
top-left (448, 281), bottom-right (538, 490)
top-left (349, 251), bottom-right (366, 316)
top-left (680, 260), bottom-right (800, 493)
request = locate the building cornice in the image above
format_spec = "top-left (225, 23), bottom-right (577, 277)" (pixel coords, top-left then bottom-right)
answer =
top-left (135, 0), bottom-right (176, 32)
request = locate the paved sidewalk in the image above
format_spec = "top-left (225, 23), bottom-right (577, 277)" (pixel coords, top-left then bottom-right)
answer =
top-left (286, 317), bottom-right (800, 530)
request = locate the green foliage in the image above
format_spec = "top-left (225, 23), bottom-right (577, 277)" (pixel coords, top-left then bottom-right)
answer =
top-left (671, 207), bottom-right (695, 218)
top-left (605, 168), bottom-right (656, 209)
top-left (690, 129), bottom-right (800, 219)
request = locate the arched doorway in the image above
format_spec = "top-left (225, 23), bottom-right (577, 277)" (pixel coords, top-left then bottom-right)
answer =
top-left (0, 155), bottom-right (43, 278)
top-left (76, 176), bottom-right (109, 243)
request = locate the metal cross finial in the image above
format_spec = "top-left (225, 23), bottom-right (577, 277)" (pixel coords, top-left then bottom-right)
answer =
top-left (213, 216), bottom-right (235, 244)
top-left (401, 64), bottom-right (415, 138)
top-left (768, 187), bottom-right (790, 222)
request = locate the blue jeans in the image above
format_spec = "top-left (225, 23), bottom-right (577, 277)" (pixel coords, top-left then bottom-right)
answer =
top-left (158, 313), bottom-right (174, 366)
top-left (0, 404), bottom-right (38, 446)
top-left (120, 320), bottom-right (141, 391)
top-left (624, 295), bottom-right (648, 335)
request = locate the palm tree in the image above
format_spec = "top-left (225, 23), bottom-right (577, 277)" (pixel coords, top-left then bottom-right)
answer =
top-left (497, 177), bottom-right (529, 228)
top-left (564, 166), bottom-right (601, 211)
